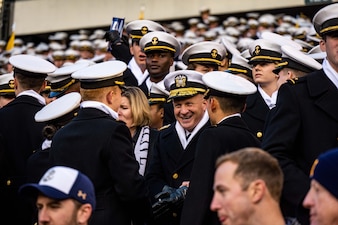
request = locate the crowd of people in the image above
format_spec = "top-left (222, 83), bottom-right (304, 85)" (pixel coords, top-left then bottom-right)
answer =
top-left (0, 3), bottom-right (337, 225)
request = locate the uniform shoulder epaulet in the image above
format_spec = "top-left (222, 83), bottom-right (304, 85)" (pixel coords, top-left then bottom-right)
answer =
top-left (159, 124), bottom-right (171, 131)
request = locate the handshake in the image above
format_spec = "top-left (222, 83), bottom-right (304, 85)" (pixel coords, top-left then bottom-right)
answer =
top-left (152, 185), bottom-right (188, 221)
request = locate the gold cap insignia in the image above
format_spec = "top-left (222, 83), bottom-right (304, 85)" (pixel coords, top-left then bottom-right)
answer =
top-left (141, 26), bottom-right (148, 35)
top-left (211, 49), bottom-right (218, 58)
top-left (152, 37), bottom-right (159, 45)
top-left (254, 45), bottom-right (261, 56)
top-left (175, 74), bottom-right (187, 88)
top-left (8, 80), bottom-right (15, 89)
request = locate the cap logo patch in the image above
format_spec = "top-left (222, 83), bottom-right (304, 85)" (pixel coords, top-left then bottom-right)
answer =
top-left (175, 74), bottom-right (187, 88)
top-left (152, 37), bottom-right (159, 45)
top-left (8, 80), bottom-right (15, 89)
top-left (77, 190), bottom-right (87, 200)
top-left (141, 26), bottom-right (148, 35)
top-left (254, 45), bottom-right (261, 56)
top-left (211, 49), bottom-right (218, 58)
top-left (42, 169), bottom-right (56, 182)
top-left (310, 159), bottom-right (319, 177)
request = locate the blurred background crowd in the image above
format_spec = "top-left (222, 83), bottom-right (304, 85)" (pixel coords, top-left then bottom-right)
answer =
top-left (0, 0), bottom-right (334, 74)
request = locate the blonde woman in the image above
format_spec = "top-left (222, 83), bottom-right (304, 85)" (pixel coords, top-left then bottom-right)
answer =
top-left (118, 86), bottom-right (159, 176)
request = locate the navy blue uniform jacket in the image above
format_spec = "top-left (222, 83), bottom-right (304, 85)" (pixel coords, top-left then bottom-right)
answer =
top-left (180, 116), bottom-right (261, 225)
top-left (50, 107), bottom-right (152, 225)
top-left (262, 70), bottom-right (338, 223)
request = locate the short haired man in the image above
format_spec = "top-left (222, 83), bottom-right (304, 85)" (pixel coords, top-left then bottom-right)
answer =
top-left (303, 147), bottom-right (338, 225)
top-left (180, 71), bottom-right (261, 225)
top-left (262, 4), bottom-right (338, 224)
top-left (138, 31), bottom-right (181, 95)
top-left (49, 61), bottom-right (152, 225)
top-left (211, 147), bottom-right (300, 225)
top-left (139, 31), bottom-right (181, 125)
top-left (20, 166), bottom-right (96, 225)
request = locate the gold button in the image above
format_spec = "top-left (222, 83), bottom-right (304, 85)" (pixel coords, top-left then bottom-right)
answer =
top-left (172, 173), bottom-right (178, 179)
top-left (6, 179), bottom-right (11, 186)
top-left (256, 132), bottom-right (263, 138)
top-left (172, 212), bottom-right (177, 217)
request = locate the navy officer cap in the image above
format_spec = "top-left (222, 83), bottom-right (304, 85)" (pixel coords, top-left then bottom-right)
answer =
top-left (0, 72), bottom-right (15, 96)
top-left (71, 60), bottom-right (127, 89)
top-left (313, 3), bottom-right (338, 36)
top-left (273, 45), bottom-right (322, 74)
top-left (202, 71), bottom-right (257, 98)
top-left (148, 83), bottom-right (169, 105)
top-left (139, 31), bottom-right (181, 58)
top-left (35, 92), bottom-right (81, 124)
top-left (9, 54), bottom-right (56, 78)
top-left (226, 54), bottom-right (253, 79)
top-left (47, 62), bottom-right (91, 98)
top-left (164, 70), bottom-right (206, 100)
top-left (126, 20), bottom-right (165, 41)
top-left (181, 41), bottom-right (227, 66)
top-left (248, 39), bottom-right (282, 64)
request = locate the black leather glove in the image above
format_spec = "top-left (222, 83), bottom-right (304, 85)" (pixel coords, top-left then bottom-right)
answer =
top-left (104, 30), bottom-right (122, 46)
top-left (154, 185), bottom-right (176, 200)
top-left (152, 185), bottom-right (188, 221)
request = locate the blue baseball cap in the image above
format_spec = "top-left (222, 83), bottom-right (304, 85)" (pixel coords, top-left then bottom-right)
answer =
top-left (19, 166), bottom-right (96, 209)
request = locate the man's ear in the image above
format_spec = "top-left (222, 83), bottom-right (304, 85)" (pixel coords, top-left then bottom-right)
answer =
top-left (209, 97), bottom-right (218, 112)
top-left (319, 39), bottom-right (326, 52)
top-left (77, 204), bottom-right (92, 224)
top-left (14, 78), bottom-right (18, 90)
top-left (287, 70), bottom-right (295, 80)
top-left (241, 103), bottom-right (247, 113)
top-left (130, 45), bottom-right (135, 56)
top-left (106, 90), bottom-right (115, 104)
top-left (170, 57), bottom-right (174, 66)
top-left (248, 179), bottom-right (265, 204)
top-left (39, 80), bottom-right (47, 93)
top-left (159, 107), bottom-right (164, 118)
